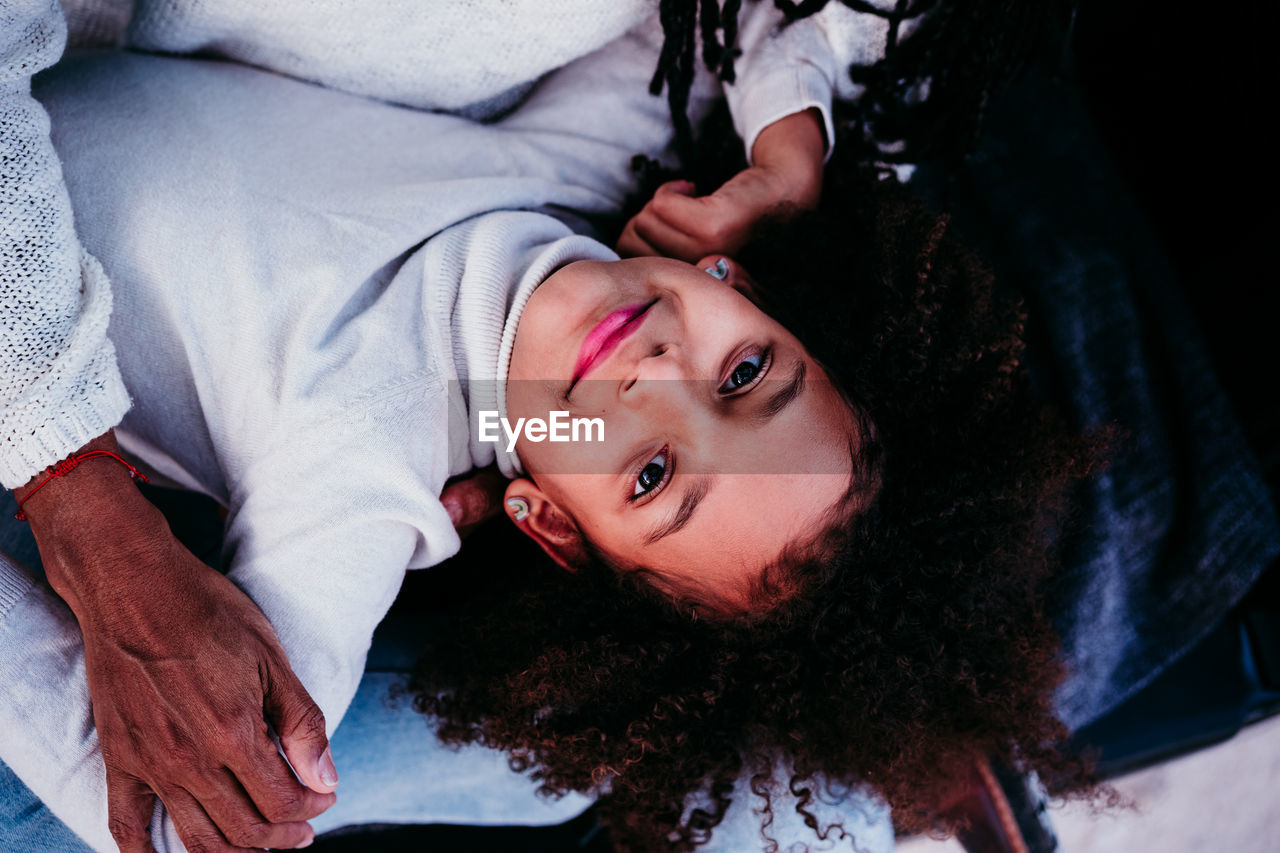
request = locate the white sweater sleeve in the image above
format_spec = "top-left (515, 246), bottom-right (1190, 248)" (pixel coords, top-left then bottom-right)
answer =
top-left (0, 0), bottom-right (130, 489)
top-left (723, 2), bottom-right (838, 164)
top-left (220, 410), bottom-right (456, 730)
top-left (222, 493), bottom-right (426, 737)
top-left (724, 1), bottom-right (895, 164)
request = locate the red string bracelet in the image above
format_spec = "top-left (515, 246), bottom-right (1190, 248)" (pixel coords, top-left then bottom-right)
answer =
top-left (14, 451), bottom-right (149, 521)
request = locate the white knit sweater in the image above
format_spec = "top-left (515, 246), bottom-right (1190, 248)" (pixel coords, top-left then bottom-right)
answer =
top-left (0, 2), bottom-right (896, 849)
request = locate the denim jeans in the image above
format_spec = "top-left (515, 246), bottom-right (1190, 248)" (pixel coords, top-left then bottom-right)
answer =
top-left (0, 761), bottom-right (93, 853)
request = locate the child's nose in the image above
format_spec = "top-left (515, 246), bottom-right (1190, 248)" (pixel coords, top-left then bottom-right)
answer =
top-left (620, 343), bottom-right (689, 403)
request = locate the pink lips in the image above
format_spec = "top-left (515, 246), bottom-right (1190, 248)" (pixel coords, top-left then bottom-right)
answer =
top-left (573, 301), bottom-right (653, 383)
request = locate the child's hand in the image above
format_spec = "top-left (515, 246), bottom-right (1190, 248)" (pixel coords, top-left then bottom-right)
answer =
top-left (441, 465), bottom-right (507, 537)
top-left (617, 108), bottom-right (826, 262)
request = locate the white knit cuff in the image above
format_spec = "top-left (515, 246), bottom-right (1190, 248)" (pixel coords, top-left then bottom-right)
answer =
top-left (0, 351), bottom-right (131, 489)
top-left (729, 65), bottom-right (835, 166)
top-left (0, 254), bottom-right (132, 489)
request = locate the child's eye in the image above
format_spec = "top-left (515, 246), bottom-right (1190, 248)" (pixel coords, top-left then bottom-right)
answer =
top-left (632, 448), bottom-right (671, 499)
top-left (719, 349), bottom-right (771, 394)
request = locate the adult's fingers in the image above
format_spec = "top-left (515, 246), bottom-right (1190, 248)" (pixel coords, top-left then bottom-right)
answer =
top-left (231, 728), bottom-right (336, 823)
top-left (105, 772), bottom-right (159, 853)
top-left (156, 786), bottom-right (257, 853)
top-left (262, 660), bottom-right (336, 795)
top-left (191, 768), bottom-right (317, 850)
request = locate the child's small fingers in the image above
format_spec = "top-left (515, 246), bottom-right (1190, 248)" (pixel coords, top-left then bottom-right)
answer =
top-left (629, 210), bottom-right (705, 262)
top-left (656, 179), bottom-right (697, 197)
top-left (617, 219), bottom-right (660, 258)
top-left (649, 185), bottom-right (714, 230)
top-left (651, 201), bottom-right (746, 256)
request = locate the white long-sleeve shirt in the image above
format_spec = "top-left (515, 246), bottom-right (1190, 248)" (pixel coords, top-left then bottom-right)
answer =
top-left (0, 2), bottom-right (893, 849)
top-left (2, 0), bottom-right (901, 487)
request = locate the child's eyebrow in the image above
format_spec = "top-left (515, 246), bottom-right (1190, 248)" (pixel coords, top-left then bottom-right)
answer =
top-left (640, 362), bottom-right (808, 547)
top-left (757, 361), bottom-right (807, 422)
top-left (643, 475), bottom-right (712, 545)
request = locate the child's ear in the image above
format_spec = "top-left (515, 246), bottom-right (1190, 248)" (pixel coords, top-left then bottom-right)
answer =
top-left (697, 254), bottom-right (761, 303)
top-left (502, 479), bottom-right (588, 572)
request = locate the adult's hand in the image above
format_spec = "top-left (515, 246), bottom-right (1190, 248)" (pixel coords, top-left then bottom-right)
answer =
top-left (16, 433), bottom-right (336, 852)
top-left (440, 466), bottom-right (507, 538)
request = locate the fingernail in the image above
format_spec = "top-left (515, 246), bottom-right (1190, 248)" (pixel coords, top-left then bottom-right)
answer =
top-left (298, 835), bottom-right (314, 849)
top-left (318, 747), bottom-right (339, 787)
top-left (444, 499), bottom-right (462, 527)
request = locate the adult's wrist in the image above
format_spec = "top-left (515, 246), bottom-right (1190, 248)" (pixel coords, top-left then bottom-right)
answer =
top-left (14, 432), bottom-right (169, 614)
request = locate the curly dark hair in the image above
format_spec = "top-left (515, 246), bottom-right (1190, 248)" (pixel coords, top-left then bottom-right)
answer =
top-left (407, 163), bottom-right (1111, 850)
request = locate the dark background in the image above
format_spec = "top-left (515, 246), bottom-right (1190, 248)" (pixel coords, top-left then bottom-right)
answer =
top-left (1070, 0), bottom-right (1278, 488)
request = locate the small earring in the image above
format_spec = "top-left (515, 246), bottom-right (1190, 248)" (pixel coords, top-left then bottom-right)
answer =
top-left (506, 497), bottom-right (530, 522)
top-left (704, 257), bottom-right (729, 280)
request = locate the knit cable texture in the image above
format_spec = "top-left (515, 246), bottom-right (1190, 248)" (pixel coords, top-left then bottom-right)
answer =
top-left (1, 0), bottom-right (131, 488)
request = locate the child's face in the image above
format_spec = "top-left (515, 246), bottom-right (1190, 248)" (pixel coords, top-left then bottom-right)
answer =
top-left (505, 256), bottom-right (862, 610)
